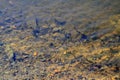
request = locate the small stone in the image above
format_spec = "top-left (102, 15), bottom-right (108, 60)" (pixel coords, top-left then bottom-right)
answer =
top-left (65, 33), bottom-right (71, 39)
top-left (49, 43), bottom-right (54, 47)
top-left (0, 42), bottom-right (4, 46)
top-left (40, 58), bottom-right (46, 62)
top-left (54, 19), bottom-right (66, 26)
top-left (80, 34), bottom-right (88, 41)
top-left (115, 77), bottom-right (120, 80)
top-left (70, 78), bottom-right (74, 80)
top-left (32, 29), bottom-right (40, 38)
top-left (33, 52), bottom-right (38, 56)
top-left (12, 53), bottom-right (17, 62)
top-left (78, 75), bottom-right (83, 79)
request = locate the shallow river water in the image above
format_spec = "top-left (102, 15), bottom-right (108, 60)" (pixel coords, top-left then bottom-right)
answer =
top-left (0, 0), bottom-right (120, 80)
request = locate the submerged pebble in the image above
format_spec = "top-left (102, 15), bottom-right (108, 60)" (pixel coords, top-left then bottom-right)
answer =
top-left (32, 29), bottom-right (40, 38)
top-left (54, 19), bottom-right (66, 26)
top-left (81, 34), bottom-right (88, 40)
top-left (12, 52), bottom-right (17, 62)
top-left (0, 42), bottom-right (4, 46)
top-left (49, 43), bottom-right (54, 47)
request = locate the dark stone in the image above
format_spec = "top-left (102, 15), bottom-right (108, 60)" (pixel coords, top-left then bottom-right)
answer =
top-left (40, 28), bottom-right (49, 35)
top-left (40, 58), bottom-right (46, 62)
top-left (106, 63), bottom-right (112, 67)
top-left (63, 33), bottom-right (71, 41)
top-left (58, 62), bottom-right (64, 66)
top-left (24, 78), bottom-right (31, 80)
top-left (70, 59), bottom-right (76, 64)
top-left (114, 65), bottom-right (119, 73)
top-left (12, 53), bottom-right (17, 62)
top-left (54, 19), bottom-right (66, 26)
top-left (78, 75), bottom-right (83, 79)
top-left (13, 71), bottom-right (18, 76)
top-left (13, 20), bottom-right (22, 25)
top-left (89, 65), bottom-right (96, 71)
top-left (53, 29), bottom-right (62, 33)
top-left (70, 78), bottom-right (74, 80)
top-left (91, 36), bottom-right (98, 40)
top-left (17, 58), bottom-right (24, 62)
top-left (0, 42), bottom-right (4, 46)
top-left (95, 64), bottom-right (102, 69)
top-left (10, 52), bottom-right (28, 62)
top-left (40, 73), bottom-right (47, 77)
top-left (80, 34), bottom-right (88, 42)
top-left (49, 43), bottom-right (54, 47)
top-left (81, 34), bottom-right (87, 39)
top-left (13, 73), bottom-right (16, 76)
top-left (115, 77), bottom-right (120, 80)
top-left (5, 29), bottom-right (13, 34)
top-left (47, 59), bottom-right (53, 64)
top-left (43, 54), bottom-right (51, 58)
top-left (89, 64), bottom-right (102, 71)
top-left (75, 55), bottom-right (83, 61)
top-left (5, 18), bottom-right (13, 23)
top-left (89, 32), bottom-right (99, 40)
top-left (32, 29), bottom-right (40, 38)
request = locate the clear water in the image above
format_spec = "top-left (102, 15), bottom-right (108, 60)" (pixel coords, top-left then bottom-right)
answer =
top-left (0, 0), bottom-right (119, 35)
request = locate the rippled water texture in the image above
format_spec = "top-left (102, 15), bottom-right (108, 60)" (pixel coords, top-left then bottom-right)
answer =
top-left (0, 0), bottom-right (119, 28)
top-left (0, 0), bottom-right (120, 80)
